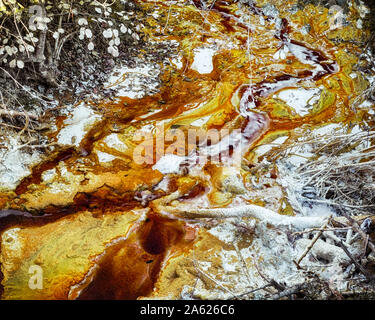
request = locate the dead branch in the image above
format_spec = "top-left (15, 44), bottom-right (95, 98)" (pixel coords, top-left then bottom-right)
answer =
top-left (270, 283), bottom-right (307, 300)
top-left (192, 261), bottom-right (235, 296)
top-left (339, 209), bottom-right (375, 257)
top-left (163, 204), bottom-right (329, 230)
top-left (0, 109), bottom-right (38, 120)
top-left (338, 240), bottom-right (375, 281)
top-left (294, 218), bottom-right (331, 267)
top-left (230, 284), bottom-right (272, 299)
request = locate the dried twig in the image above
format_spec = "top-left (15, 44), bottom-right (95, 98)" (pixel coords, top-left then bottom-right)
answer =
top-left (0, 109), bottom-right (38, 120)
top-left (338, 240), bottom-right (375, 281)
top-left (270, 283), bottom-right (307, 300)
top-left (233, 242), bottom-right (252, 286)
top-left (192, 263), bottom-right (235, 296)
top-left (294, 218), bottom-right (331, 267)
top-left (340, 209), bottom-right (375, 256)
top-left (163, 204), bottom-right (329, 230)
top-left (230, 284), bottom-right (272, 300)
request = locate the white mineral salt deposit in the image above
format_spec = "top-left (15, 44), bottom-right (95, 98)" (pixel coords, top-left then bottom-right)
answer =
top-left (57, 103), bottom-right (101, 147)
top-left (191, 47), bottom-right (216, 74)
top-left (276, 88), bottom-right (321, 116)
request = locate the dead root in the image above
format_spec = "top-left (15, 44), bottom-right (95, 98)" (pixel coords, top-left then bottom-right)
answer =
top-left (163, 204), bottom-right (329, 231)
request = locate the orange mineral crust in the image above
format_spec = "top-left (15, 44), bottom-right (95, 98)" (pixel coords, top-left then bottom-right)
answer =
top-left (0, 0), bottom-right (373, 299)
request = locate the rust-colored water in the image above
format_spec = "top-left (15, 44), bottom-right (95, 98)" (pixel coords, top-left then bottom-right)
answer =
top-left (0, 0), bottom-right (370, 299)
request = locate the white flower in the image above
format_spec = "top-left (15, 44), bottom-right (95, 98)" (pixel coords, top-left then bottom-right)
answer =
top-left (107, 45), bottom-right (119, 57)
top-left (114, 37), bottom-right (120, 46)
top-left (88, 42), bottom-right (95, 51)
top-left (95, 7), bottom-right (102, 14)
top-left (103, 28), bottom-right (113, 38)
top-left (58, 28), bottom-right (65, 34)
top-left (113, 29), bottom-right (119, 37)
top-left (78, 18), bottom-right (88, 26)
top-left (5, 46), bottom-right (12, 56)
top-left (9, 59), bottom-right (16, 68)
top-left (85, 29), bottom-right (93, 39)
top-left (120, 25), bottom-right (127, 33)
top-left (27, 45), bottom-right (35, 52)
top-left (17, 60), bottom-right (24, 69)
top-left (53, 32), bottom-right (60, 39)
top-left (25, 34), bottom-right (38, 43)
